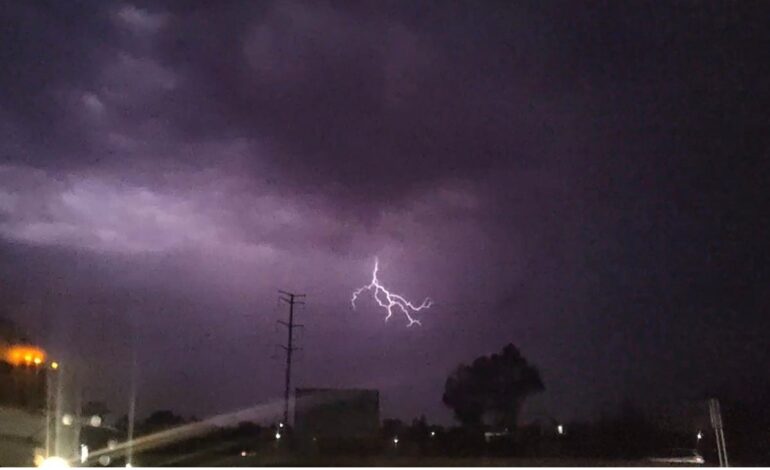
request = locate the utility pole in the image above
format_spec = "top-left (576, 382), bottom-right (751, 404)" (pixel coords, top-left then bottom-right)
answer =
top-left (278, 290), bottom-right (305, 428)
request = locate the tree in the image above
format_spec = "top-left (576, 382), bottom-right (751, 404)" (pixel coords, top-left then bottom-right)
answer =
top-left (82, 401), bottom-right (110, 419)
top-left (140, 410), bottom-right (185, 434)
top-left (381, 418), bottom-right (406, 438)
top-left (115, 414), bottom-right (129, 433)
top-left (442, 343), bottom-right (544, 429)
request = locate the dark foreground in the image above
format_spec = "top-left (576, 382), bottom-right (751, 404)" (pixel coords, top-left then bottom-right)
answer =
top-left (153, 454), bottom-right (703, 467)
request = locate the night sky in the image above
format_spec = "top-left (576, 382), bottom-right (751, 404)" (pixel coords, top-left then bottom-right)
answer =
top-left (1, 1), bottom-right (769, 424)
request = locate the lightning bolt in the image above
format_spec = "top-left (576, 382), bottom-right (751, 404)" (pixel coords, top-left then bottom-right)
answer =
top-left (351, 258), bottom-right (432, 327)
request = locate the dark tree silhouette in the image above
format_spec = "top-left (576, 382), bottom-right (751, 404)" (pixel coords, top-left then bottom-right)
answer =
top-left (82, 400), bottom-right (110, 419)
top-left (140, 409), bottom-right (185, 434)
top-left (443, 343), bottom-right (544, 428)
top-left (115, 414), bottom-right (129, 433)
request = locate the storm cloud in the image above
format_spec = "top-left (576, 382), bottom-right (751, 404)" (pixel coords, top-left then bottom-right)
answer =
top-left (1, 0), bottom-right (768, 422)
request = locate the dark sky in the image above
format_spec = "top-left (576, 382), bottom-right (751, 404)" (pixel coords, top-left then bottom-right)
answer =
top-left (1, 0), bottom-right (769, 424)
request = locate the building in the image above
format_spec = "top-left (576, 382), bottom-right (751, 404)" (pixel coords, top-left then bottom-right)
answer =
top-left (294, 388), bottom-right (380, 441)
top-left (0, 318), bottom-right (79, 466)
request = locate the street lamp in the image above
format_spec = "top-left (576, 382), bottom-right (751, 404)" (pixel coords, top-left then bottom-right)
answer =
top-left (40, 457), bottom-right (70, 469)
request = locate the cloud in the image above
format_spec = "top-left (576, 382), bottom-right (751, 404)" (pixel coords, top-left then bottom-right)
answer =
top-left (0, 165), bottom-right (283, 256)
top-left (82, 92), bottom-right (106, 116)
top-left (1, 0), bottom-right (768, 423)
top-left (115, 4), bottom-right (166, 34)
top-left (0, 164), bottom-right (494, 270)
top-left (0, 2), bottom-right (589, 417)
top-left (1, 0), bottom-right (582, 210)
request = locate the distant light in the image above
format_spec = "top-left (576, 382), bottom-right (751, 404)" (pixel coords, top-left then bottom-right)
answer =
top-left (97, 455), bottom-right (111, 466)
top-left (275, 432), bottom-right (281, 440)
top-left (557, 424), bottom-right (564, 435)
top-left (39, 456), bottom-right (70, 469)
top-left (107, 440), bottom-right (118, 450)
top-left (279, 422), bottom-right (284, 428)
top-left (62, 414), bottom-right (73, 426)
top-left (393, 437), bottom-right (399, 445)
top-left (51, 362), bottom-right (59, 370)
top-left (90, 415), bottom-right (103, 427)
top-left (697, 431), bottom-right (703, 440)
top-left (125, 464), bottom-right (132, 468)
top-left (240, 451), bottom-right (247, 457)
top-left (4, 345), bottom-right (47, 367)
top-left (34, 357), bottom-right (42, 365)
top-left (80, 444), bottom-right (89, 463)
top-left (430, 431), bottom-right (436, 437)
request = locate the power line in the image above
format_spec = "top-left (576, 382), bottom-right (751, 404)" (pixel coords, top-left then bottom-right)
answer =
top-left (277, 290), bottom-right (305, 427)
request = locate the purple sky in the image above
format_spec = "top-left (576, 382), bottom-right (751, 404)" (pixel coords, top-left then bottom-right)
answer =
top-left (1, 1), bottom-right (769, 425)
